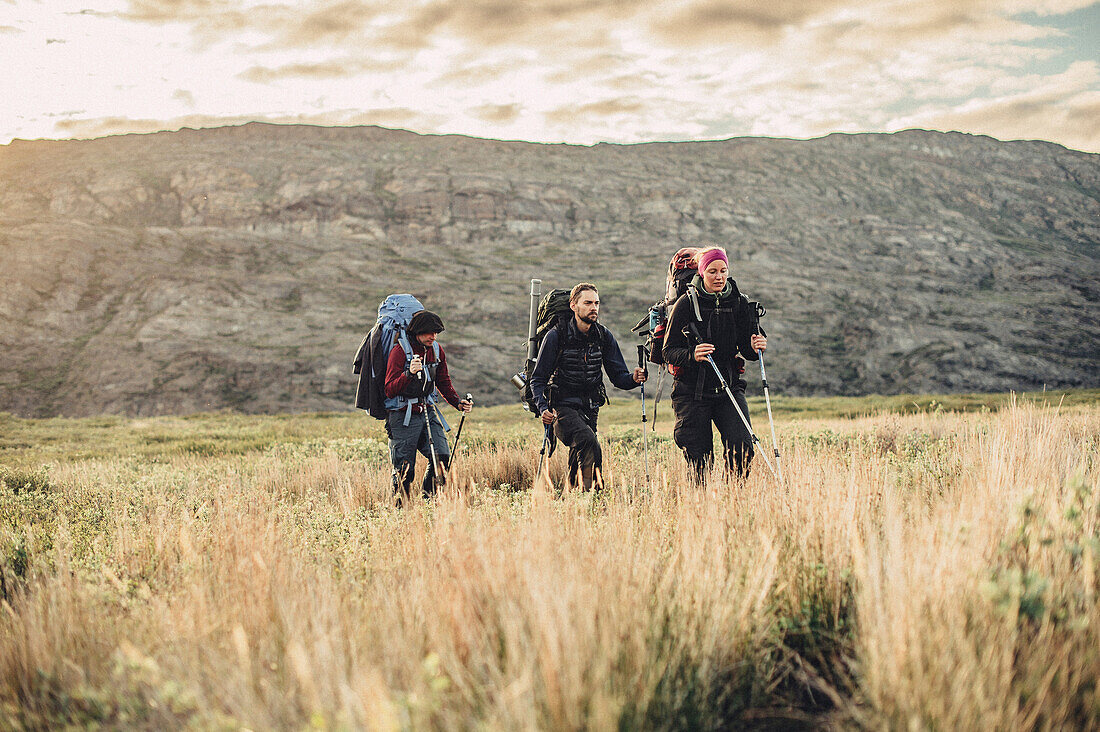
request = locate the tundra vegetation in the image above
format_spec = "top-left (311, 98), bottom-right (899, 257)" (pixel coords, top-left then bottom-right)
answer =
top-left (1, 389), bottom-right (1098, 730)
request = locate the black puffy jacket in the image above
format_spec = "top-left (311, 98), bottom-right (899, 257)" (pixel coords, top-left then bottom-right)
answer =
top-left (662, 277), bottom-right (760, 399)
top-left (529, 317), bottom-right (638, 413)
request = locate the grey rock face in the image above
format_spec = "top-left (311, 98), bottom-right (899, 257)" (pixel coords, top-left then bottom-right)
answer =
top-left (0, 123), bottom-right (1097, 417)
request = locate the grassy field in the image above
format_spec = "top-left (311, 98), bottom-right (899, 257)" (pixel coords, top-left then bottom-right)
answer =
top-left (1, 389), bottom-right (1098, 729)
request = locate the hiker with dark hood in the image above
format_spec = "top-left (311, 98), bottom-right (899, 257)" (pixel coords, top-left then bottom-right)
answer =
top-left (662, 247), bottom-right (767, 481)
top-left (384, 309), bottom-right (472, 503)
top-left (529, 283), bottom-right (647, 491)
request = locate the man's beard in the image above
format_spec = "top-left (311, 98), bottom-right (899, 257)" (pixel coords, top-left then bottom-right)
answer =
top-left (580, 312), bottom-right (598, 324)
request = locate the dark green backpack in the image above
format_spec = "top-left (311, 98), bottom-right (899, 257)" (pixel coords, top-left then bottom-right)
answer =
top-left (533, 289), bottom-right (572, 344)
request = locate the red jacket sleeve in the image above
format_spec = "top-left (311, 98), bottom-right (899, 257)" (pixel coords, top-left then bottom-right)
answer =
top-left (384, 344), bottom-right (410, 399)
top-left (434, 349), bottom-right (462, 409)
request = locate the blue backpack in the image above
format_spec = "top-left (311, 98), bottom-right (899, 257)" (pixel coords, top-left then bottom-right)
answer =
top-left (353, 294), bottom-right (446, 426)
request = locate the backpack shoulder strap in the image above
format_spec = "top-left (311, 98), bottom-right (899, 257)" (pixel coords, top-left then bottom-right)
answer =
top-left (396, 328), bottom-right (414, 360)
top-left (687, 285), bottom-right (702, 322)
top-left (543, 319), bottom-right (568, 373)
top-left (595, 322), bottom-right (612, 348)
top-left (393, 328), bottom-right (423, 427)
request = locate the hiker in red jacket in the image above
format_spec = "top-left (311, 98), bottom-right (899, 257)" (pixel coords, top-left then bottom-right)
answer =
top-left (384, 310), bottom-right (472, 504)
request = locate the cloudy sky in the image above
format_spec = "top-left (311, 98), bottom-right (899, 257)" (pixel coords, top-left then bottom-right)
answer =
top-left (3, 0), bottom-right (1098, 151)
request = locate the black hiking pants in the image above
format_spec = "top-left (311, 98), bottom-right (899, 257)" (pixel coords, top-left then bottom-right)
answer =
top-left (671, 385), bottom-right (753, 481)
top-left (552, 405), bottom-right (602, 489)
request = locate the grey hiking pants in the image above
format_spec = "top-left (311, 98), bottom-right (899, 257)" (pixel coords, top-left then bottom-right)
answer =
top-left (386, 408), bottom-right (450, 501)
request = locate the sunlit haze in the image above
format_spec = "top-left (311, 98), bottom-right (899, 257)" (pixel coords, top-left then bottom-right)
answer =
top-left (3, 0), bottom-right (1098, 151)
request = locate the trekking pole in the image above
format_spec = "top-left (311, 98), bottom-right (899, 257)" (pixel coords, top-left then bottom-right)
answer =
top-left (449, 393), bottom-right (473, 466)
top-left (637, 344), bottom-right (651, 487)
top-left (652, 367), bottom-right (665, 424)
top-left (684, 322), bottom-right (777, 480)
top-left (424, 399), bottom-right (447, 492)
top-left (699, 353), bottom-right (778, 480)
top-left (756, 352), bottom-right (782, 482)
top-left (535, 423), bottom-right (553, 486)
top-left (754, 306), bottom-right (783, 482)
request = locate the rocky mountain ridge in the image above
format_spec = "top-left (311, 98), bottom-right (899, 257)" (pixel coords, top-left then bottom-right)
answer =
top-left (1, 123), bottom-right (1097, 417)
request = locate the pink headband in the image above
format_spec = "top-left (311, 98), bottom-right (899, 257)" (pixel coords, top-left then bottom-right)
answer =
top-left (697, 248), bottom-right (728, 275)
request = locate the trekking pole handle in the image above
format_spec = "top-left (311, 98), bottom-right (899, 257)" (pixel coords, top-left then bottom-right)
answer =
top-left (636, 344), bottom-right (648, 374)
top-left (753, 302), bottom-right (766, 339)
top-left (451, 394), bottom-right (474, 461)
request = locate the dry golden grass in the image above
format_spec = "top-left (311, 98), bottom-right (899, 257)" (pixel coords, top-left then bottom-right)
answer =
top-left (1, 398), bottom-right (1097, 730)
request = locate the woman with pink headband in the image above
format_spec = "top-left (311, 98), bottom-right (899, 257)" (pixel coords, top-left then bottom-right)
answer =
top-left (660, 246), bottom-right (768, 481)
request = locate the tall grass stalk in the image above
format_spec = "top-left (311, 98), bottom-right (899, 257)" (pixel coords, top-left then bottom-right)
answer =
top-left (0, 400), bottom-right (1097, 729)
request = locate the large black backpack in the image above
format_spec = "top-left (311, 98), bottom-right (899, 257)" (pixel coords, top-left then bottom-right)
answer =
top-left (519, 288), bottom-right (572, 413)
top-left (632, 247), bottom-right (701, 365)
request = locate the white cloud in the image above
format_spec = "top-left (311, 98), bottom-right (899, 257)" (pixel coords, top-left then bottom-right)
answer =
top-left (1, 0), bottom-right (1097, 151)
top-left (172, 89), bottom-right (196, 107)
top-left (889, 60), bottom-right (1100, 151)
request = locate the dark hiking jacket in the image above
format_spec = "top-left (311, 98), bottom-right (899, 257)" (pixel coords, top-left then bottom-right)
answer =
top-left (662, 276), bottom-right (761, 399)
top-left (530, 318), bottom-right (637, 413)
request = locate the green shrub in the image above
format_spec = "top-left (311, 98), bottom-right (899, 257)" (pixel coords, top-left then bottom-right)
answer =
top-left (0, 465), bottom-right (51, 494)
